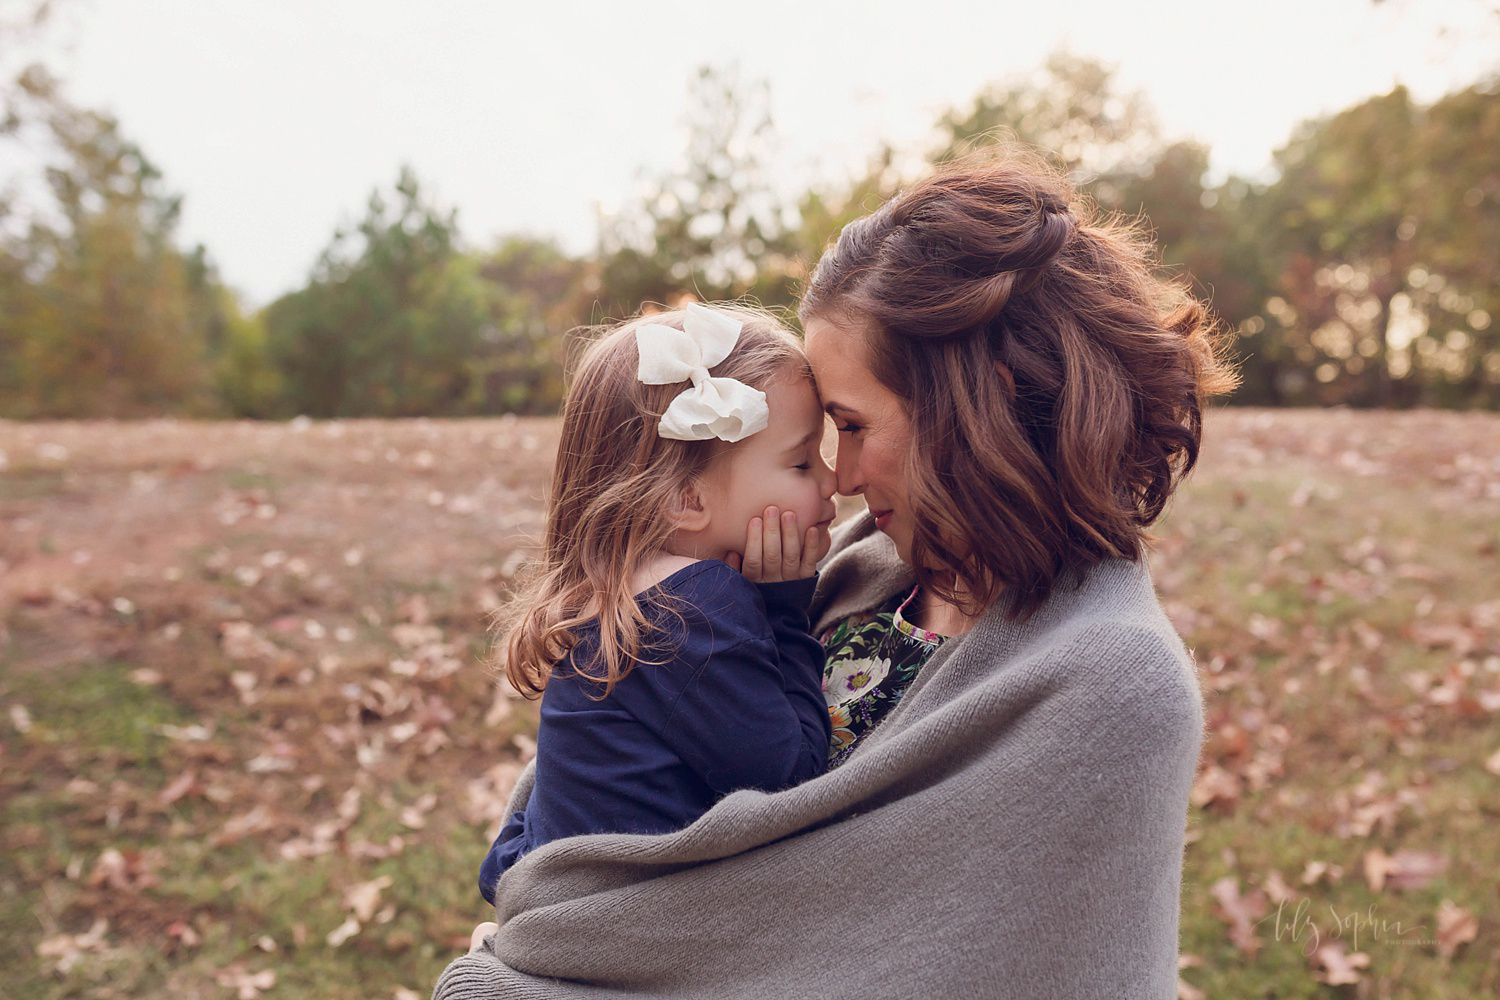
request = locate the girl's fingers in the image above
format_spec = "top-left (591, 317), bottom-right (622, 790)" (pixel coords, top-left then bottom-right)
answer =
top-left (780, 510), bottom-right (801, 578)
top-left (741, 517), bottom-right (763, 580)
top-left (802, 525), bottom-right (822, 575)
top-left (761, 507), bottom-right (782, 578)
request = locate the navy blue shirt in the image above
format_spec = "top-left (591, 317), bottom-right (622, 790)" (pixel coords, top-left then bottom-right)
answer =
top-left (479, 560), bottom-right (830, 904)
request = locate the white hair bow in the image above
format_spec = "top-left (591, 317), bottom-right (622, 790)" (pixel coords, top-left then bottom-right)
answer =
top-left (636, 304), bottom-right (769, 443)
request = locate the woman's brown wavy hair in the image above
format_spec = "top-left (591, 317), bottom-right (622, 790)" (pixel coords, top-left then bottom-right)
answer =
top-left (500, 305), bottom-right (809, 699)
top-left (800, 147), bottom-right (1238, 618)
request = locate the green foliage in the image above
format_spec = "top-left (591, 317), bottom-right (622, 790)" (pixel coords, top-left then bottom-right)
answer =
top-left (1246, 82), bottom-right (1500, 406)
top-left (4, 41), bottom-right (1499, 416)
top-left (595, 66), bottom-right (799, 316)
top-left (469, 236), bottom-right (591, 414)
top-left (0, 69), bottom-right (225, 417)
top-left (263, 168), bottom-right (491, 417)
top-left (935, 51), bottom-right (1162, 177)
top-left (214, 300), bottom-right (282, 418)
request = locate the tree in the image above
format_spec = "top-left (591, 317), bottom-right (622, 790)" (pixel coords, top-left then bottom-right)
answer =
top-left (1, 67), bottom-right (220, 417)
top-left (263, 168), bottom-right (490, 417)
top-left (934, 52), bottom-right (1162, 180)
top-left (595, 66), bottom-right (799, 316)
top-left (470, 236), bottom-right (593, 413)
top-left (1257, 83), bottom-right (1500, 407)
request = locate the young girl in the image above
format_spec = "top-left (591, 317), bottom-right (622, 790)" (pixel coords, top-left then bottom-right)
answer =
top-left (478, 303), bottom-right (838, 905)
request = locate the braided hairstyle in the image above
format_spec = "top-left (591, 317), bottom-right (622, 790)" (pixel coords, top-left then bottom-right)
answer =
top-left (800, 147), bottom-right (1237, 617)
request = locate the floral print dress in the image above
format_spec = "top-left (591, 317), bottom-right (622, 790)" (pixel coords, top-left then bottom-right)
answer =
top-left (819, 587), bottom-right (945, 767)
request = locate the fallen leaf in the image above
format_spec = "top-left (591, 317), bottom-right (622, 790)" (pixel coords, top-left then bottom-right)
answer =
top-left (1435, 899), bottom-right (1478, 959)
top-left (1262, 869), bottom-right (1298, 905)
top-left (86, 848), bottom-right (160, 890)
top-left (212, 806), bottom-right (275, 847)
top-left (326, 915), bottom-right (361, 948)
top-left (343, 875), bottom-right (394, 922)
top-left (1191, 765), bottom-right (1240, 811)
top-left (1365, 848), bottom-right (1448, 893)
top-left (1301, 859), bottom-right (1344, 886)
top-left (166, 921), bottom-right (201, 948)
top-left (1309, 940), bottom-right (1370, 985)
top-left (36, 918), bottom-right (110, 974)
top-left (216, 965), bottom-right (277, 1000)
top-left (1211, 876), bottom-right (1269, 957)
top-left (158, 769), bottom-right (198, 806)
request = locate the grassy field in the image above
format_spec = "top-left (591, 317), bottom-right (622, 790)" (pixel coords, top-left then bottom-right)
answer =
top-left (1, 409), bottom-right (1497, 999)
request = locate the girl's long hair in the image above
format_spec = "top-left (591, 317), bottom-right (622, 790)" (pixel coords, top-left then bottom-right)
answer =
top-left (500, 305), bottom-right (808, 699)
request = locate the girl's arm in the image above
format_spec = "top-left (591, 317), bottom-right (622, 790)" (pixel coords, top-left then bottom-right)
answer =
top-left (648, 561), bottom-right (829, 795)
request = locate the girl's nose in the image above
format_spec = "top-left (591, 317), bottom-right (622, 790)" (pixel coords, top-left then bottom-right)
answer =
top-left (816, 455), bottom-right (837, 499)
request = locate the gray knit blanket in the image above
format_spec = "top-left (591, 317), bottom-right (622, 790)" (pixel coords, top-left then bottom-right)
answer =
top-left (433, 515), bottom-right (1201, 999)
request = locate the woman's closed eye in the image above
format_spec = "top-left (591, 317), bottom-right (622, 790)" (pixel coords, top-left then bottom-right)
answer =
top-left (834, 422), bottom-right (863, 435)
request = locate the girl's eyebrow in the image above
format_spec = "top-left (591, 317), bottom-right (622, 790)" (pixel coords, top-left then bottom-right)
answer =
top-left (783, 428), bottom-right (820, 454)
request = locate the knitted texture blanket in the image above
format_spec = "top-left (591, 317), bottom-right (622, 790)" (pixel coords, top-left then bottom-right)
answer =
top-left (433, 515), bottom-right (1202, 1000)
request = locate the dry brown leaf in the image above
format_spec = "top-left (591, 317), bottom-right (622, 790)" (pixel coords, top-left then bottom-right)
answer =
top-left (166, 920), bottom-right (201, 948)
top-left (1484, 746), bottom-right (1500, 776)
top-left (158, 769), bottom-right (198, 806)
top-left (36, 918), bottom-right (111, 974)
top-left (1365, 848), bottom-right (1448, 893)
top-left (484, 690), bottom-right (513, 728)
top-left (212, 806), bottom-right (275, 847)
top-left (326, 915), bottom-right (361, 948)
top-left (343, 875), bottom-right (393, 923)
top-left (1309, 940), bottom-right (1370, 985)
top-left (1211, 876), bottom-right (1269, 957)
top-left (1435, 899), bottom-right (1478, 959)
top-left (86, 848), bottom-right (160, 890)
top-left (216, 965), bottom-right (276, 1000)
top-left (1191, 764), bottom-right (1240, 811)
top-left (1262, 869), bottom-right (1298, 905)
top-left (1301, 859), bottom-right (1344, 886)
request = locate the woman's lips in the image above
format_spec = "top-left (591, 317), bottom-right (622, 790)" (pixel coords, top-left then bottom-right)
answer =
top-left (871, 509), bottom-right (893, 531)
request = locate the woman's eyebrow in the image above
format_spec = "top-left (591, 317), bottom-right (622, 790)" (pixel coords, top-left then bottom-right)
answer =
top-left (822, 401), bottom-right (856, 418)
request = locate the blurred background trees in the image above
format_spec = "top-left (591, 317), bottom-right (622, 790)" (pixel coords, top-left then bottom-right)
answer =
top-left (2, 24), bottom-right (1498, 417)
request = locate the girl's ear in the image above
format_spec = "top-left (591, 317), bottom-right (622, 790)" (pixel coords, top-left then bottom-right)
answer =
top-left (670, 481), bottom-right (712, 533)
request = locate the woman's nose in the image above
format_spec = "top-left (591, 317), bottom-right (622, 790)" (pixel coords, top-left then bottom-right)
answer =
top-left (834, 443), bottom-right (864, 497)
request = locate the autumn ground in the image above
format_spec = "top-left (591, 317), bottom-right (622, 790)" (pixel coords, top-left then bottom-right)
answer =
top-left (0, 410), bottom-right (1496, 1000)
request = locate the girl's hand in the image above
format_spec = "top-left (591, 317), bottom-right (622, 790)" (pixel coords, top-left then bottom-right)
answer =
top-left (469, 921), bottom-right (498, 953)
top-left (735, 506), bottom-right (823, 583)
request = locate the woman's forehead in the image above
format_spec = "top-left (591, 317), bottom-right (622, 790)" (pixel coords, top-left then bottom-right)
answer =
top-left (804, 316), bottom-right (874, 400)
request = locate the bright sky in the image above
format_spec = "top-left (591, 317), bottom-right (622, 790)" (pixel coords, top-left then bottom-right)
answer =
top-left (27, 0), bottom-right (1500, 306)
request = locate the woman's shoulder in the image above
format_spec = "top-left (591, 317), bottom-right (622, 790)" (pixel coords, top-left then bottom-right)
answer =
top-left (959, 559), bottom-right (1200, 708)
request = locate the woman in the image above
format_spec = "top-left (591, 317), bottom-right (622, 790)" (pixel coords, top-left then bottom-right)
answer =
top-left (436, 149), bottom-right (1235, 1000)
